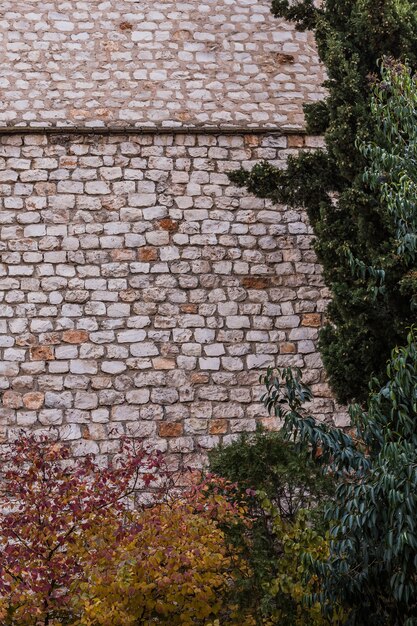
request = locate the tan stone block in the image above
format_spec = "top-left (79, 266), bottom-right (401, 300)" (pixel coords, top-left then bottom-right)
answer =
top-left (60, 156), bottom-right (77, 168)
top-left (190, 373), bottom-right (210, 384)
top-left (280, 342), bottom-right (296, 354)
top-left (42, 332), bottom-right (61, 345)
top-left (16, 333), bottom-right (37, 347)
top-left (30, 346), bottom-right (55, 361)
top-left (33, 182), bottom-right (56, 196)
top-left (180, 304), bottom-right (198, 314)
top-left (260, 417), bottom-right (280, 431)
top-left (2, 391), bottom-right (23, 409)
top-left (62, 330), bottom-right (89, 344)
top-left (23, 392), bottom-right (45, 410)
top-left (117, 289), bottom-right (136, 303)
top-left (288, 135), bottom-right (305, 148)
top-left (110, 249), bottom-right (136, 261)
top-left (159, 422), bottom-right (183, 437)
top-left (209, 419), bottom-right (228, 435)
top-left (302, 313), bottom-right (322, 327)
top-left (276, 52), bottom-right (295, 64)
top-left (152, 358), bottom-right (176, 370)
top-left (175, 469), bottom-right (202, 487)
top-left (244, 135), bottom-right (260, 147)
top-left (81, 425), bottom-right (92, 439)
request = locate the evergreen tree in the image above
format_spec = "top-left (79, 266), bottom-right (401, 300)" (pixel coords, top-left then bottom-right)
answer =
top-left (230, 0), bottom-right (417, 403)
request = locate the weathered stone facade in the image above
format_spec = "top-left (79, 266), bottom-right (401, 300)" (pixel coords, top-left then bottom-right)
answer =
top-left (0, 131), bottom-right (345, 469)
top-left (0, 0), bottom-right (342, 468)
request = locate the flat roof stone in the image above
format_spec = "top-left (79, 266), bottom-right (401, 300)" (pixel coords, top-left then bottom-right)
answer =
top-left (0, 0), bottom-right (325, 130)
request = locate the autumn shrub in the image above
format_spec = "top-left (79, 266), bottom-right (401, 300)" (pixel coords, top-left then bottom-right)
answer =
top-left (72, 478), bottom-right (255, 626)
top-left (0, 434), bottom-right (255, 626)
top-left (0, 434), bottom-right (159, 626)
top-left (209, 428), bottom-right (339, 625)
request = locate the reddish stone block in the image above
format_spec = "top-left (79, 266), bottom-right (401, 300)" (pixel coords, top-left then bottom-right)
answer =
top-left (60, 156), bottom-right (77, 168)
top-left (158, 218), bottom-right (179, 232)
top-left (288, 135), bottom-right (305, 148)
top-left (138, 247), bottom-right (158, 261)
top-left (62, 330), bottom-right (89, 344)
top-left (241, 276), bottom-right (270, 289)
top-left (30, 346), bottom-right (55, 361)
top-left (159, 422), bottom-right (183, 437)
top-left (23, 392), bottom-right (45, 410)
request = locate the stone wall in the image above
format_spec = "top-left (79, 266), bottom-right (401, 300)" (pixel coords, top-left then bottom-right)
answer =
top-left (0, 130), bottom-right (344, 470)
top-left (0, 0), bottom-right (324, 129)
top-left (0, 0), bottom-right (344, 473)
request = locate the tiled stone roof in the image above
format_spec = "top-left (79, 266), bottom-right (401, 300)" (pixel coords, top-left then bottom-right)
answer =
top-left (0, 0), bottom-right (325, 130)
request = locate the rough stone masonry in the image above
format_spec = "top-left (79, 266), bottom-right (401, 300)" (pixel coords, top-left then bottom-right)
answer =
top-left (0, 0), bottom-right (345, 471)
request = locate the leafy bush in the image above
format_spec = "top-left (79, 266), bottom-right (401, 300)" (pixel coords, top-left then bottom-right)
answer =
top-left (261, 331), bottom-right (417, 625)
top-left (209, 427), bottom-right (332, 523)
top-left (260, 503), bottom-right (343, 626)
top-left (209, 428), bottom-right (338, 624)
top-left (0, 435), bottom-right (254, 626)
top-left (230, 0), bottom-right (417, 403)
top-left (0, 434), bottom-right (157, 626)
top-left (72, 479), bottom-right (254, 626)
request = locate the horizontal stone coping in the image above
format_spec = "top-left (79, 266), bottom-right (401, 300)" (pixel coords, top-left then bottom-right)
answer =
top-left (0, 125), bottom-right (309, 137)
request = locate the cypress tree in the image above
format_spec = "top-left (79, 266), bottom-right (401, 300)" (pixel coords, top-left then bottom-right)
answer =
top-left (230, 1), bottom-right (417, 403)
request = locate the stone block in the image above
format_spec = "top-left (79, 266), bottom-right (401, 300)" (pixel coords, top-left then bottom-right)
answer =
top-left (158, 422), bottom-right (183, 438)
top-left (30, 346), bottom-right (55, 361)
top-left (22, 392), bottom-right (45, 410)
top-left (62, 330), bottom-right (89, 344)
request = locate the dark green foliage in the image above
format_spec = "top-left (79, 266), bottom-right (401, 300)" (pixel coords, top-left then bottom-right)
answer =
top-left (271, 0), bottom-right (316, 30)
top-left (229, 0), bottom-right (417, 403)
top-left (303, 101), bottom-right (329, 134)
top-left (209, 426), bottom-right (332, 522)
top-left (209, 427), bottom-right (333, 622)
top-left (359, 61), bottom-right (417, 298)
top-left (261, 335), bottom-right (417, 625)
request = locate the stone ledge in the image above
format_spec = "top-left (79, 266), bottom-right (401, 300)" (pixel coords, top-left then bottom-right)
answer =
top-left (0, 125), bottom-right (308, 136)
